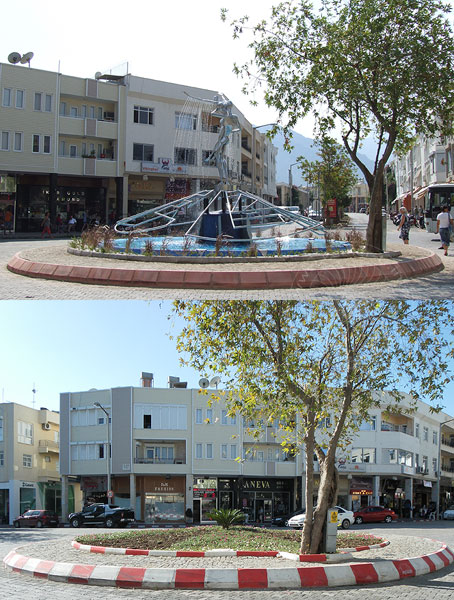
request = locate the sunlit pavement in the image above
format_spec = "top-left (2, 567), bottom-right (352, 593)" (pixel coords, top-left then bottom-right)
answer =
top-left (0, 521), bottom-right (454, 598)
top-left (0, 214), bottom-right (452, 300)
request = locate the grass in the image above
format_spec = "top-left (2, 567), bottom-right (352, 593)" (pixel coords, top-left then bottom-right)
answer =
top-left (75, 526), bottom-right (384, 554)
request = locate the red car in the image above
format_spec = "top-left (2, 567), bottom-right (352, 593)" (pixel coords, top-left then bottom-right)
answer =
top-left (13, 509), bottom-right (59, 528)
top-left (354, 506), bottom-right (397, 524)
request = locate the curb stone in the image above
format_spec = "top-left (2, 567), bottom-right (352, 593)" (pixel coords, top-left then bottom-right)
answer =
top-left (3, 541), bottom-right (453, 589)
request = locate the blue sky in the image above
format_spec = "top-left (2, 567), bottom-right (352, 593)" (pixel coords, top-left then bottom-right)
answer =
top-left (1, 300), bottom-right (454, 416)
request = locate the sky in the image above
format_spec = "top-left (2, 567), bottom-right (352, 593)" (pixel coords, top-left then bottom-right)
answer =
top-left (0, 0), bottom-right (316, 137)
top-left (1, 300), bottom-right (454, 416)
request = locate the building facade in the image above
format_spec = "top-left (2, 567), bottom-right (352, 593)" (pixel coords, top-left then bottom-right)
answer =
top-left (0, 62), bottom-right (277, 234)
top-left (59, 376), bottom-right (454, 524)
top-left (0, 403), bottom-right (81, 524)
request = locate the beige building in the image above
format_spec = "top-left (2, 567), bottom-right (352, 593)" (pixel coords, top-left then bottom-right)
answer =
top-left (0, 62), bottom-right (277, 234)
top-left (0, 402), bottom-right (81, 524)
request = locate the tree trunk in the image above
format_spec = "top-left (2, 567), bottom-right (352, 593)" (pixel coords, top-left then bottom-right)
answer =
top-left (309, 458), bottom-right (339, 553)
top-left (366, 172), bottom-right (384, 253)
top-left (300, 433), bottom-right (315, 554)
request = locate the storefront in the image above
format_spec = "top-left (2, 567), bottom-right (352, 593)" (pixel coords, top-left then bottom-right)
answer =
top-left (192, 477), bottom-right (217, 523)
top-left (81, 475), bottom-right (109, 504)
top-left (142, 476), bottom-right (186, 524)
top-left (350, 476), bottom-right (373, 510)
top-left (0, 489), bottom-right (9, 524)
top-left (19, 482), bottom-right (36, 514)
top-left (0, 175), bottom-right (16, 234)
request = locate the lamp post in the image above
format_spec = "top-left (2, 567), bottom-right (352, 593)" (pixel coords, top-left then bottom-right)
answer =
top-left (251, 123), bottom-right (276, 196)
top-left (437, 417), bottom-right (454, 519)
top-left (94, 402), bottom-right (111, 503)
top-left (288, 162), bottom-right (298, 206)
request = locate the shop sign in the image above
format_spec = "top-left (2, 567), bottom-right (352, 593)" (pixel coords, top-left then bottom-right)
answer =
top-left (401, 465), bottom-right (414, 475)
top-left (193, 488), bottom-right (216, 498)
top-left (338, 462), bottom-right (366, 472)
top-left (142, 161), bottom-right (187, 174)
top-left (423, 480), bottom-right (432, 488)
top-left (242, 480), bottom-right (271, 490)
top-left (21, 482), bottom-right (35, 488)
top-left (327, 198), bottom-right (337, 216)
top-left (152, 481), bottom-right (177, 493)
top-left (81, 476), bottom-right (107, 492)
top-left (193, 478), bottom-right (217, 489)
top-left (350, 476), bottom-right (373, 494)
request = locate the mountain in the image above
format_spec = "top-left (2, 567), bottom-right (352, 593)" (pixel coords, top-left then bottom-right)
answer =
top-left (266, 128), bottom-right (375, 186)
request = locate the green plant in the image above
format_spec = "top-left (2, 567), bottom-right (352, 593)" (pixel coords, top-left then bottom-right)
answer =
top-left (143, 239), bottom-right (154, 256)
top-left (205, 509), bottom-right (246, 529)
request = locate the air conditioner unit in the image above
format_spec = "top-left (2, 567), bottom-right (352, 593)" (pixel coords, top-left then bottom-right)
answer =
top-left (42, 423), bottom-right (51, 431)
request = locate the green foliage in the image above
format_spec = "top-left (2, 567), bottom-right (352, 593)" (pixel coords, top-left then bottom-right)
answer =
top-left (225, 0), bottom-right (454, 251)
top-left (173, 300), bottom-right (453, 552)
top-left (206, 508), bottom-right (246, 529)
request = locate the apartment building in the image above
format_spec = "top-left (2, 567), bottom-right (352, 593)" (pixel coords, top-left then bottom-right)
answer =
top-left (0, 62), bottom-right (277, 233)
top-left (0, 402), bottom-right (81, 524)
top-left (59, 375), bottom-right (454, 524)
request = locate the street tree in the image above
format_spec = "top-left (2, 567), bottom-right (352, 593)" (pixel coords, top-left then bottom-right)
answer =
top-left (173, 300), bottom-right (453, 553)
top-left (298, 136), bottom-right (357, 223)
top-left (223, 0), bottom-right (454, 251)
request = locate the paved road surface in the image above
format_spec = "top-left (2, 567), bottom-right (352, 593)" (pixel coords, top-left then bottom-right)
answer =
top-left (0, 214), bottom-right (452, 299)
top-left (0, 522), bottom-right (453, 599)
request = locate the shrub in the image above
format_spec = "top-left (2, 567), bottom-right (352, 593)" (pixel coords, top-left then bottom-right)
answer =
top-left (206, 508), bottom-right (245, 529)
top-left (345, 229), bottom-right (365, 251)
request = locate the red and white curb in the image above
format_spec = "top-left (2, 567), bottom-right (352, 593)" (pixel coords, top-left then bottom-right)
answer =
top-left (3, 542), bottom-right (453, 589)
top-left (71, 538), bottom-right (389, 563)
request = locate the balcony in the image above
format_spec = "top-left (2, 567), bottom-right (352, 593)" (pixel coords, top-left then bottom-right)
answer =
top-left (38, 439), bottom-right (59, 454)
top-left (441, 437), bottom-right (454, 449)
top-left (134, 458), bottom-right (185, 465)
top-left (381, 421), bottom-right (413, 436)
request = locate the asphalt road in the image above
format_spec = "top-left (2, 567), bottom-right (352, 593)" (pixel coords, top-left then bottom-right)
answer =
top-left (1, 521), bottom-right (454, 599)
top-left (0, 214), bottom-right (453, 299)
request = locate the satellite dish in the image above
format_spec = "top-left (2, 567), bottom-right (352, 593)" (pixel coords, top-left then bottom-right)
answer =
top-left (210, 376), bottom-right (221, 389)
top-left (94, 71), bottom-right (102, 79)
top-left (199, 377), bottom-right (210, 389)
top-left (8, 52), bottom-right (21, 64)
top-left (20, 52), bottom-right (34, 65)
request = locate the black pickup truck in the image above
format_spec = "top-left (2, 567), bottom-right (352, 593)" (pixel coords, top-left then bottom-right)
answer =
top-left (69, 504), bottom-right (135, 528)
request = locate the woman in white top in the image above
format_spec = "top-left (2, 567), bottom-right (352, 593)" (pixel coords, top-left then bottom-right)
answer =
top-left (436, 205), bottom-right (454, 256)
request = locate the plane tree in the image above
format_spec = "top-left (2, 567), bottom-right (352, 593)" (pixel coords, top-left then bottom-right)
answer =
top-left (173, 300), bottom-right (453, 553)
top-left (223, 0), bottom-right (454, 251)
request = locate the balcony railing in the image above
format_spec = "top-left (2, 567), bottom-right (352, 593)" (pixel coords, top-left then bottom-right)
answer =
top-left (381, 422), bottom-right (413, 435)
top-left (134, 458), bottom-right (185, 465)
top-left (441, 465), bottom-right (454, 473)
top-left (442, 437), bottom-right (454, 448)
top-left (38, 439), bottom-right (59, 453)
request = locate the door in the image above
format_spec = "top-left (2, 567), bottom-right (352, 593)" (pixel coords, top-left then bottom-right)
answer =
top-left (193, 499), bottom-right (201, 524)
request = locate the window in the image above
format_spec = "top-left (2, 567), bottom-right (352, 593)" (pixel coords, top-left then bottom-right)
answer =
top-left (433, 457), bottom-right (437, 472)
top-left (14, 132), bottom-right (23, 152)
top-left (44, 94), bottom-right (52, 112)
top-left (17, 421), bottom-right (33, 444)
top-left (415, 423), bottom-right (420, 438)
top-left (134, 404), bottom-right (187, 430)
top-left (195, 408), bottom-right (203, 424)
top-left (221, 410), bottom-right (228, 425)
top-left (388, 449), bottom-right (397, 464)
top-left (97, 107), bottom-right (103, 120)
top-left (89, 106), bottom-right (95, 118)
top-left (0, 416), bottom-right (3, 441)
top-left (221, 444), bottom-right (227, 459)
top-left (359, 417), bottom-right (376, 431)
top-left (81, 105), bottom-right (87, 118)
top-left (1, 132), bottom-right (9, 151)
top-left (23, 454), bottom-right (32, 468)
top-left (2, 88), bottom-right (12, 107)
top-left (206, 409), bottom-right (213, 424)
top-left (422, 456), bottom-right (428, 470)
top-left (133, 143), bottom-right (154, 162)
top-left (43, 136), bottom-right (51, 154)
top-left (0, 451), bottom-right (3, 466)
top-left (195, 443), bottom-right (202, 459)
top-left (59, 140), bottom-right (66, 156)
top-left (32, 134), bottom-right (40, 153)
top-left (206, 443), bottom-right (213, 459)
top-left (433, 430), bottom-right (438, 445)
top-left (98, 444), bottom-right (104, 459)
top-left (143, 415), bottom-right (151, 429)
top-left (351, 448), bottom-right (376, 463)
top-left (230, 444), bottom-right (237, 459)
top-left (59, 101), bottom-right (67, 116)
top-left (69, 145), bottom-right (77, 158)
top-left (174, 147), bottom-right (197, 165)
top-left (70, 106), bottom-right (78, 118)
top-left (398, 450), bottom-right (413, 466)
top-left (415, 453), bottom-right (419, 468)
top-left (175, 112), bottom-right (197, 130)
top-left (15, 90), bottom-right (24, 108)
top-left (34, 92), bottom-right (42, 111)
top-left (134, 105), bottom-right (154, 125)
top-left (423, 427), bottom-right (429, 441)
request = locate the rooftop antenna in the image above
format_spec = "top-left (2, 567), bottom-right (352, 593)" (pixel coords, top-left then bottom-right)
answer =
top-left (20, 52), bottom-right (34, 67)
top-left (210, 376), bottom-right (221, 389)
top-left (32, 383), bottom-right (37, 409)
top-left (7, 52), bottom-right (21, 65)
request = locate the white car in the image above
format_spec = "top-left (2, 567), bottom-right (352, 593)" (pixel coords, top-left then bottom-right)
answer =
top-left (287, 506), bottom-right (354, 530)
top-left (443, 506), bottom-right (454, 520)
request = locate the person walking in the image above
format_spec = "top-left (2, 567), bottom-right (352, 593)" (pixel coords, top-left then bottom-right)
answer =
top-left (40, 212), bottom-right (52, 239)
top-left (436, 205), bottom-right (454, 256)
top-left (397, 206), bottom-right (410, 245)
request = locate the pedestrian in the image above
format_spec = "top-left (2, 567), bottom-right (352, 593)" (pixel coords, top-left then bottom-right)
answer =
top-left (40, 212), bottom-right (52, 238)
top-left (396, 206), bottom-right (410, 245)
top-left (436, 205), bottom-right (454, 256)
top-left (67, 215), bottom-right (77, 234)
top-left (56, 213), bottom-right (63, 234)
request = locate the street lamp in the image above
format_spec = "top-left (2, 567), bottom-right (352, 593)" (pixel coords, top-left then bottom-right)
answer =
top-left (251, 123), bottom-right (276, 196)
top-left (437, 417), bottom-right (454, 519)
top-left (94, 402), bottom-right (111, 503)
top-left (288, 162), bottom-right (298, 206)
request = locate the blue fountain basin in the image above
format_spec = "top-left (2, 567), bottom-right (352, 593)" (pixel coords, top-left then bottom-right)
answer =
top-left (109, 236), bottom-right (351, 256)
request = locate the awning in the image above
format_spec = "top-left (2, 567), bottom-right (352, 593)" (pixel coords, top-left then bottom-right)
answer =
top-left (415, 186), bottom-right (429, 200)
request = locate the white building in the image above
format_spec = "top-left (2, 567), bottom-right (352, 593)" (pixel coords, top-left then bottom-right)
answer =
top-left (59, 374), bottom-right (454, 524)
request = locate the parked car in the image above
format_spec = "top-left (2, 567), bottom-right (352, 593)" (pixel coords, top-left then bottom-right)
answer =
top-left (354, 506), bottom-right (397, 524)
top-left (13, 509), bottom-right (59, 528)
top-left (287, 506), bottom-right (354, 530)
top-left (443, 506), bottom-right (454, 520)
top-left (68, 503), bottom-right (135, 528)
top-left (272, 508), bottom-right (305, 527)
